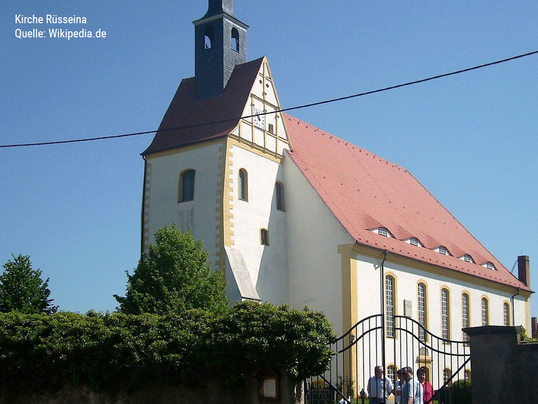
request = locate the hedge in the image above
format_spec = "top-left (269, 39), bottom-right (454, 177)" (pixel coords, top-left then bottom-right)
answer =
top-left (0, 301), bottom-right (335, 395)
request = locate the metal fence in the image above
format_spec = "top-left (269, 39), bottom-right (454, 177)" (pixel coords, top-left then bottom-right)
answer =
top-left (306, 314), bottom-right (471, 404)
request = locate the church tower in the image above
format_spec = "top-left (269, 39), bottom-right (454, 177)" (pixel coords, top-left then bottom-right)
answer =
top-left (193, 0), bottom-right (248, 100)
top-left (142, 0), bottom-right (291, 306)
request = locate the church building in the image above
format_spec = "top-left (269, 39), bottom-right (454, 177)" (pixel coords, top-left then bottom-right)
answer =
top-left (140, 0), bottom-right (532, 344)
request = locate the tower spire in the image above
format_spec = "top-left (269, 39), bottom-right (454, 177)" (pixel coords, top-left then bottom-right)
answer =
top-left (204, 0), bottom-right (234, 18)
top-left (193, 0), bottom-right (248, 101)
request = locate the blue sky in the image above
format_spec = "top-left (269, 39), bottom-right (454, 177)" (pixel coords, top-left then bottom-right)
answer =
top-left (2, 1), bottom-right (537, 319)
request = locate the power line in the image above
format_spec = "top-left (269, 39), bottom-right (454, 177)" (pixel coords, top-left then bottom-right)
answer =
top-left (2, 49), bottom-right (537, 150)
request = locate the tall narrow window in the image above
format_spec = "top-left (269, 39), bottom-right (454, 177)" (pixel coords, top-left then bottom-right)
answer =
top-left (261, 229), bottom-right (269, 246)
top-left (441, 288), bottom-right (450, 340)
top-left (204, 26), bottom-right (214, 49)
top-left (387, 365), bottom-right (396, 385)
top-left (443, 368), bottom-right (452, 386)
top-left (239, 169), bottom-right (248, 201)
top-left (503, 302), bottom-right (510, 326)
top-left (481, 298), bottom-right (489, 326)
top-left (462, 293), bottom-right (470, 341)
top-left (231, 28), bottom-right (239, 51)
top-left (418, 283), bottom-right (427, 341)
top-left (386, 275), bottom-right (395, 338)
top-left (275, 182), bottom-right (285, 211)
top-left (179, 169), bottom-right (195, 202)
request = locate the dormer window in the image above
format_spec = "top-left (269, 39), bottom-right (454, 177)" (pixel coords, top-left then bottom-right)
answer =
top-left (462, 254), bottom-right (473, 263)
top-left (410, 237), bottom-right (419, 246)
top-left (485, 262), bottom-right (496, 270)
top-left (378, 227), bottom-right (388, 237)
top-left (438, 246), bottom-right (448, 255)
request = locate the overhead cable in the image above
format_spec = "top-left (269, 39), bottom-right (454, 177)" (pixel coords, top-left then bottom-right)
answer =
top-left (1, 49), bottom-right (537, 149)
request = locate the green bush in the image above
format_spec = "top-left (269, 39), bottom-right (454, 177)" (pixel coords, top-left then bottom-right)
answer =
top-left (0, 301), bottom-right (334, 395)
top-left (438, 380), bottom-right (471, 404)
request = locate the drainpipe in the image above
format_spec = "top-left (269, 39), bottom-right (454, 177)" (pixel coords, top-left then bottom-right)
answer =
top-left (511, 287), bottom-right (520, 326)
top-left (380, 250), bottom-right (388, 397)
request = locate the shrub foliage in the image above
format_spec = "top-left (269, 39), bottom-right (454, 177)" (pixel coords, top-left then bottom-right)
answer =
top-left (114, 226), bottom-right (229, 316)
top-left (0, 254), bottom-right (58, 314)
top-left (0, 301), bottom-right (334, 395)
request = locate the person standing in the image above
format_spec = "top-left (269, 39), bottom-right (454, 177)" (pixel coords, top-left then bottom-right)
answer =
top-left (367, 365), bottom-right (394, 404)
top-left (401, 367), bottom-right (423, 404)
top-left (417, 367), bottom-right (433, 404)
top-left (394, 368), bottom-right (405, 404)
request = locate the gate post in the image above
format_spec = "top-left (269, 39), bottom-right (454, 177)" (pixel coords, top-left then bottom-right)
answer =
top-left (463, 326), bottom-right (520, 404)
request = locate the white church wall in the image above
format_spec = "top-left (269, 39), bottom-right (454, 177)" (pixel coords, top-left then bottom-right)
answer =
top-left (229, 143), bottom-right (289, 304)
top-left (353, 255), bottom-right (529, 340)
top-left (284, 154), bottom-right (354, 334)
top-left (143, 141), bottom-right (224, 267)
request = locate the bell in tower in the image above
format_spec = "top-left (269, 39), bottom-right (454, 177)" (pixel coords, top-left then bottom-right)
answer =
top-left (193, 0), bottom-right (248, 101)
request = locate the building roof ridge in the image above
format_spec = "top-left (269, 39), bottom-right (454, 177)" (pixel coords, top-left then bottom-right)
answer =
top-left (284, 113), bottom-right (409, 173)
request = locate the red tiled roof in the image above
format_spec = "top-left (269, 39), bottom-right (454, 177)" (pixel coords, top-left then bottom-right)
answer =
top-left (142, 57), bottom-right (264, 156)
top-left (285, 114), bottom-right (530, 291)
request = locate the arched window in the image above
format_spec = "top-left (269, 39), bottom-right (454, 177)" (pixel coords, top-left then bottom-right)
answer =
top-left (418, 283), bottom-right (427, 341)
top-left (239, 169), bottom-right (248, 201)
top-left (503, 302), bottom-right (510, 326)
top-left (204, 26), bottom-right (213, 49)
top-left (260, 228), bottom-right (269, 246)
top-left (481, 297), bottom-right (489, 326)
top-left (179, 169), bottom-right (195, 202)
top-left (275, 182), bottom-right (285, 211)
top-left (231, 27), bottom-right (239, 51)
top-left (387, 365), bottom-right (396, 384)
top-left (441, 288), bottom-right (450, 339)
top-left (462, 293), bottom-right (470, 341)
top-left (386, 275), bottom-right (395, 337)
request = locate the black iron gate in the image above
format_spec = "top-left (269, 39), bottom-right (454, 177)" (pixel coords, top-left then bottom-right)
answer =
top-left (306, 314), bottom-right (471, 404)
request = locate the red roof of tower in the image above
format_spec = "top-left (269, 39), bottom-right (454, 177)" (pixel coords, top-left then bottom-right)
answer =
top-left (142, 57), bottom-right (264, 156)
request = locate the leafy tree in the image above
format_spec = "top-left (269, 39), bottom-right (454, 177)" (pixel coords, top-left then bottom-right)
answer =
top-left (0, 254), bottom-right (58, 314)
top-left (115, 226), bottom-right (228, 315)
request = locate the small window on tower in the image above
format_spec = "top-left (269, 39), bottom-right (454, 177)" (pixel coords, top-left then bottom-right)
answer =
top-left (231, 28), bottom-right (239, 52)
top-left (261, 229), bottom-right (269, 246)
top-left (179, 169), bottom-right (195, 202)
top-left (275, 182), bottom-right (285, 211)
top-left (204, 26), bottom-right (214, 49)
top-left (239, 169), bottom-right (248, 201)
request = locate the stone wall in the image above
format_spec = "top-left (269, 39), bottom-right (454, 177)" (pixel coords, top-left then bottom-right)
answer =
top-left (464, 325), bottom-right (538, 404)
top-left (0, 371), bottom-right (303, 404)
